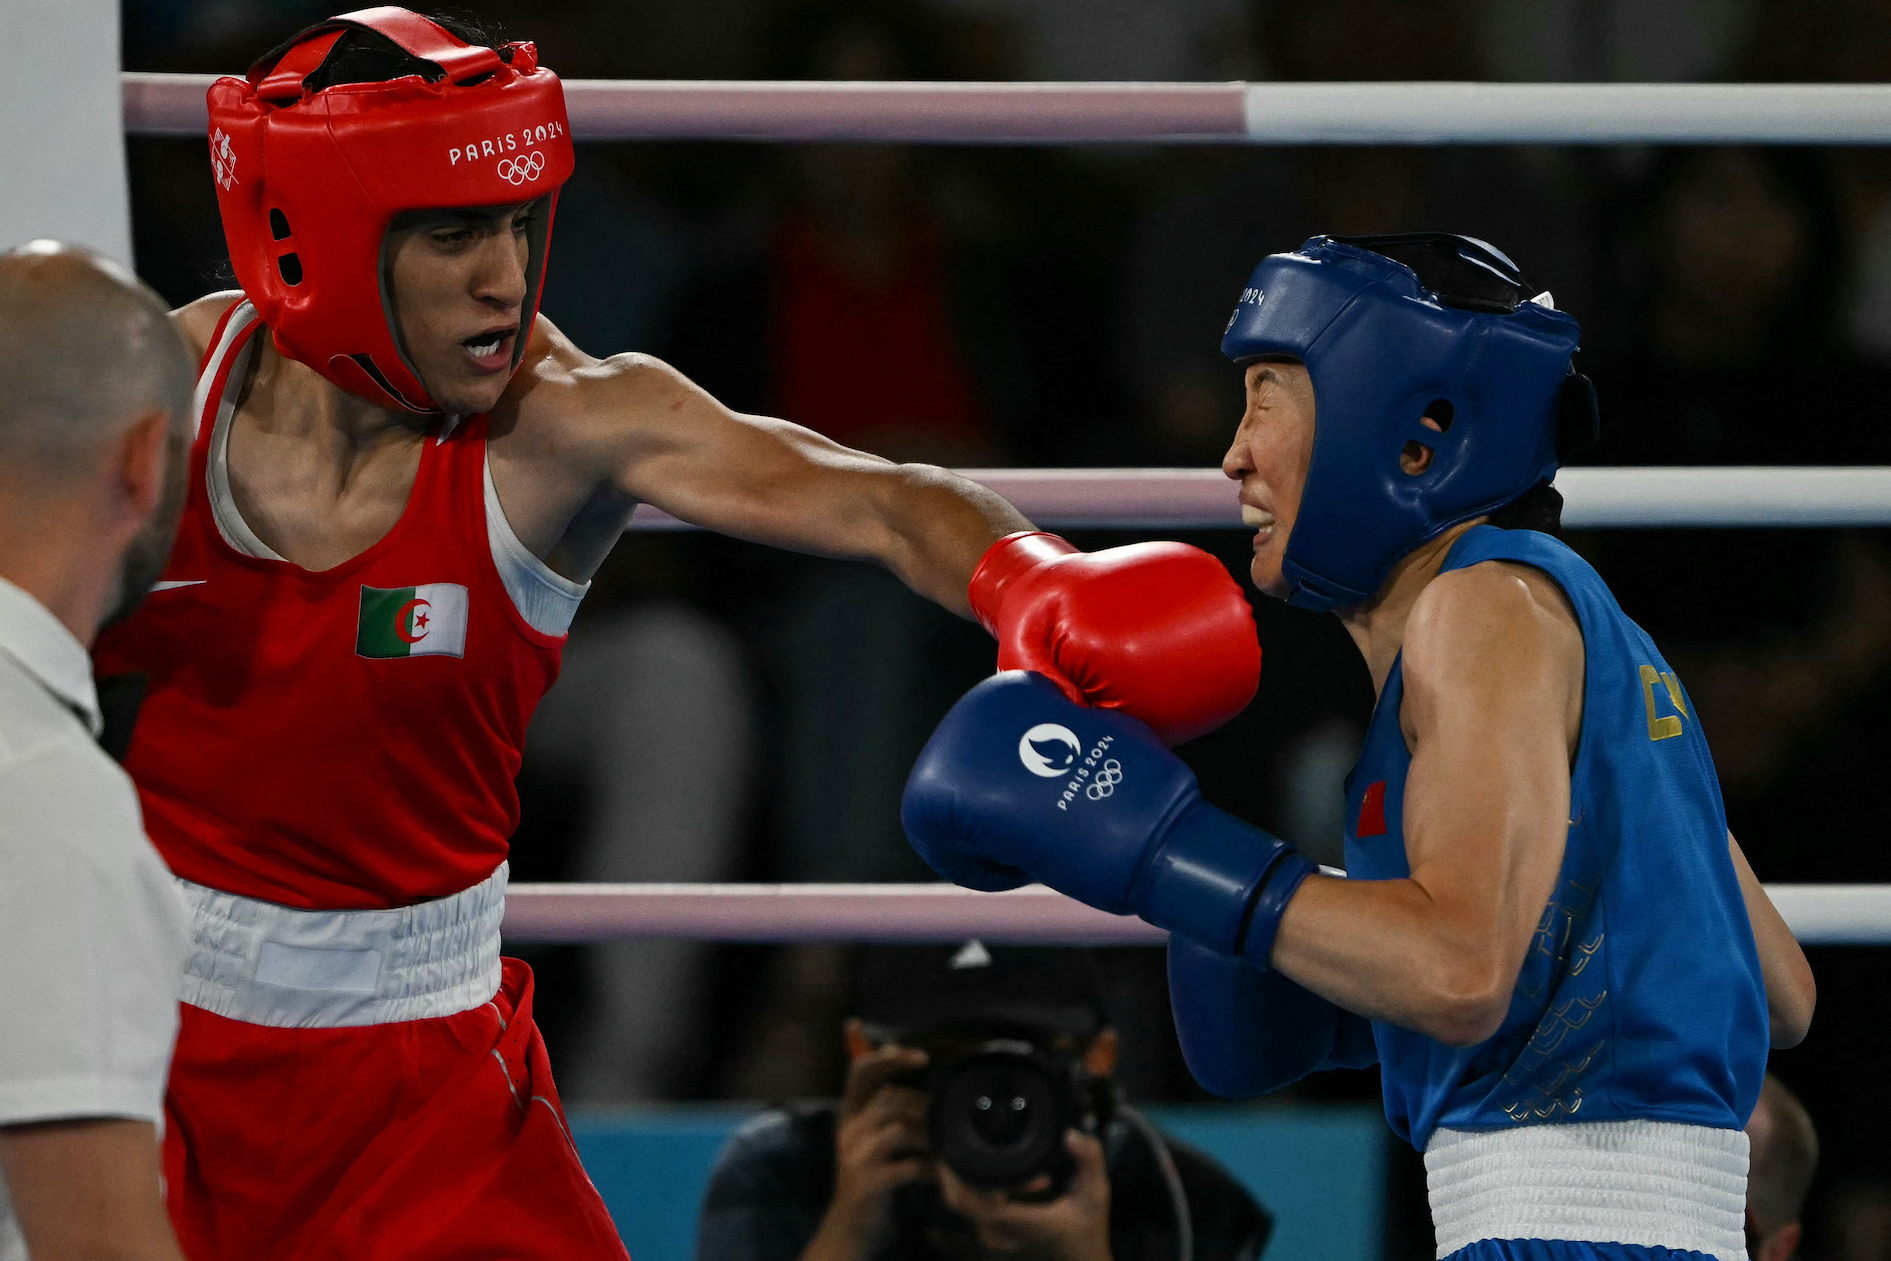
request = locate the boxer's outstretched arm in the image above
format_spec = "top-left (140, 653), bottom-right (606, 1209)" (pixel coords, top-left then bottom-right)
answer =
top-left (1269, 562), bottom-right (1583, 1046)
top-left (1728, 833), bottom-right (1815, 1047)
top-left (540, 338), bottom-right (1029, 616)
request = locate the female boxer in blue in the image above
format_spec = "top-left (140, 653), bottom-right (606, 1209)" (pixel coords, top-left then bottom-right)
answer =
top-left (901, 234), bottom-right (1815, 1261)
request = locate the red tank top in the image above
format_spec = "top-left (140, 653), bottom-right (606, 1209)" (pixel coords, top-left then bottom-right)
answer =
top-left (94, 301), bottom-right (565, 909)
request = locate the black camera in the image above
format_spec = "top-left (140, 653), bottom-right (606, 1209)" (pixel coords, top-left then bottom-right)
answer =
top-left (904, 1032), bottom-right (1114, 1198)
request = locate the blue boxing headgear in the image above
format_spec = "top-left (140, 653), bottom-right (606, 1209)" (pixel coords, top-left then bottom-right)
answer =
top-left (1221, 233), bottom-right (1595, 612)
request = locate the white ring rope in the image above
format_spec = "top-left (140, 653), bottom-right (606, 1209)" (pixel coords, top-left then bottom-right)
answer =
top-left (501, 882), bottom-right (1891, 946)
top-left (123, 75), bottom-right (1891, 144)
top-left (505, 883), bottom-right (1161, 945)
top-left (626, 467), bottom-right (1891, 531)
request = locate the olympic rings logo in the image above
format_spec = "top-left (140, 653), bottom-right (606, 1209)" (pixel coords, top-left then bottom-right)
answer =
top-left (497, 151), bottom-right (546, 186)
top-left (1086, 760), bottom-right (1124, 799)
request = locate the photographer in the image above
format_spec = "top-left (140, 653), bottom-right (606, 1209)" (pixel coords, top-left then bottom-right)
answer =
top-left (696, 943), bottom-right (1273, 1261)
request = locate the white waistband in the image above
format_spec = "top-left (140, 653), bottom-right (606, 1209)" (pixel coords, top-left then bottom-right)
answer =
top-left (176, 864), bottom-right (506, 1028)
top-left (1425, 1121), bottom-right (1749, 1261)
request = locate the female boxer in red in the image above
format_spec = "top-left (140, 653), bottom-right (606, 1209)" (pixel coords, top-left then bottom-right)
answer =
top-left (93, 10), bottom-right (1263, 1258)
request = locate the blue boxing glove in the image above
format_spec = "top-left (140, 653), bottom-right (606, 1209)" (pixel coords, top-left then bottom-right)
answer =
top-left (1167, 937), bottom-right (1377, 1097)
top-left (901, 671), bottom-right (1317, 964)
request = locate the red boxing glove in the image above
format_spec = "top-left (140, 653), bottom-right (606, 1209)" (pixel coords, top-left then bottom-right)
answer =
top-left (968, 531), bottom-right (1261, 745)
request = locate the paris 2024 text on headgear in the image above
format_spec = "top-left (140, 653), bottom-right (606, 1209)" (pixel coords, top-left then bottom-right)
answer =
top-left (206, 6), bottom-right (576, 414)
top-left (1221, 233), bottom-right (1598, 613)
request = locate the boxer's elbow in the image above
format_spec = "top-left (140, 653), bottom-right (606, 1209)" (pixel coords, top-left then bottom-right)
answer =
top-left (1768, 953), bottom-right (1816, 1049)
top-left (1323, 882), bottom-right (1511, 1046)
top-left (1410, 951), bottom-right (1511, 1048)
top-left (1420, 991), bottom-right (1509, 1048)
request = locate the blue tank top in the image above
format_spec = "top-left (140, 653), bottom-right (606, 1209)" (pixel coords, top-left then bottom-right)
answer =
top-left (1342, 525), bottom-right (1767, 1149)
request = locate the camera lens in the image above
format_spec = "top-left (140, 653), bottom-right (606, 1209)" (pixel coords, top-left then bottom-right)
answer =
top-left (931, 1049), bottom-right (1073, 1188)
top-left (971, 1087), bottom-right (1032, 1148)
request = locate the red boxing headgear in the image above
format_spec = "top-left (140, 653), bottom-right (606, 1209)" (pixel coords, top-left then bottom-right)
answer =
top-left (207, 7), bottom-right (575, 413)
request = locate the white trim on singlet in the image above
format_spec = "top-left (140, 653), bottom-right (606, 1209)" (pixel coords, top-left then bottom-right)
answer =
top-left (175, 862), bottom-right (507, 1027)
top-left (207, 376), bottom-right (288, 562)
top-left (197, 301), bottom-right (589, 633)
top-left (484, 453), bottom-right (588, 637)
top-left (198, 303), bottom-right (284, 560)
top-left (190, 300), bottom-right (258, 443)
top-left (1425, 1121), bottom-right (1750, 1261)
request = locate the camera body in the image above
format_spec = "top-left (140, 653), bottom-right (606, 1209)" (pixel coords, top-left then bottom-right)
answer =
top-left (898, 1028), bottom-right (1115, 1199)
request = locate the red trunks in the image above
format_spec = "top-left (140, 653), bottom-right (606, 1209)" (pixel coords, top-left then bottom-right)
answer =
top-left (163, 958), bottom-right (629, 1260)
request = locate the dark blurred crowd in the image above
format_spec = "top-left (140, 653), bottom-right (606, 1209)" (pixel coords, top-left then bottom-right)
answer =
top-left (122, 0), bottom-right (1891, 1257)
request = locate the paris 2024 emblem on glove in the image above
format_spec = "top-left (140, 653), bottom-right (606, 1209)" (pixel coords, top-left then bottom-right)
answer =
top-left (902, 671), bottom-right (1316, 963)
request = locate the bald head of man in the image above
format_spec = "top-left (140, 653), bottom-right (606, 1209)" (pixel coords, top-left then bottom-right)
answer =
top-left (1747, 1075), bottom-right (1819, 1261)
top-left (0, 241), bottom-right (195, 641)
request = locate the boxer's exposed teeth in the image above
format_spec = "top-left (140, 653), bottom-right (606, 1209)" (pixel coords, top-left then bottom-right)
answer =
top-left (463, 335), bottom-right (504, 357)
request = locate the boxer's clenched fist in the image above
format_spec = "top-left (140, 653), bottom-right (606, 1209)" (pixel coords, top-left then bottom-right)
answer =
top-left (900, 671), bottom-right (1315, 965)
top-left (969, 532), bottom-right (1260, 746)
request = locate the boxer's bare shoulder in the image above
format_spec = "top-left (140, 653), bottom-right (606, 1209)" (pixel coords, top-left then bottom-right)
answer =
top-left (484, 313), bottom-right (735, 564)
top-left (488, 309), bottom-right (957, 575)
top-left (497, 313), bottom-right (743, 468)
top-left (1399, 557), bottom-right (1585, 759)
top-left (170, 290), bottom-right (244, 361)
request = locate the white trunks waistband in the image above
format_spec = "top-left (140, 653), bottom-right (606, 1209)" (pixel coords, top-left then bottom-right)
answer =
top-left (176, 863), bottom-right (506, 1028)
top-left (1425, 1120), bottom-right (1749, 1261)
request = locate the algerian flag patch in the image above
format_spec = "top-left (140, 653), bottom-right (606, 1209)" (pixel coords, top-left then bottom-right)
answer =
top-left (356, 583), bottom-right (468, 659)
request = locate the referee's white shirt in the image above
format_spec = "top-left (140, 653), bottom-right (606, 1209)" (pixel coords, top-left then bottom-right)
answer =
top-left (0, 576), bottom-right (188, 1259)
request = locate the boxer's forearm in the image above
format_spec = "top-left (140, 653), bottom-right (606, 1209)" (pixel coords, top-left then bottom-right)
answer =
top-left (866, 463), bottom-right (1031, 616)
top-left (1728, 834), bottom-right (1815, 1047)
top-left (593, 356), bottom-right (1028, 614)
top-left (1269, 873), bottom-right (1522, 1048)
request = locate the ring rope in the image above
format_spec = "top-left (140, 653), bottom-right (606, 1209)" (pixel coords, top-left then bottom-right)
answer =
top-left (626, 467), bottom-right (1891, 531)
top-left (502, 882), bottom-right (1891, 945)
top-left (124, 75), bottom-right (1891, 144)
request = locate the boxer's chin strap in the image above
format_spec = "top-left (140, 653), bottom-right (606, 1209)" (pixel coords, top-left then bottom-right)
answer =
top-left (1128, 799), bottom-right (1317, 967)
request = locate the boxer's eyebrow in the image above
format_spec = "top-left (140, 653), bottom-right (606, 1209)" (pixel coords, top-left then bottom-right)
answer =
top-left (390, 204), bottom-right (526, 232)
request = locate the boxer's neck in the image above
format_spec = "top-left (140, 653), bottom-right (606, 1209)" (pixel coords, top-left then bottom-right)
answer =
top-left (247, 338), bottom-right (434, 453)
top-left (1337, 518), bottom-right (1486, 697)
top-left (220, 340), bottom-right (433, 571)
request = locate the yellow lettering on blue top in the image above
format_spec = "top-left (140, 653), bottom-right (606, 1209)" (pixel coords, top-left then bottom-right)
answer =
top-left (1639, 664), bottom-right (1687, 741)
